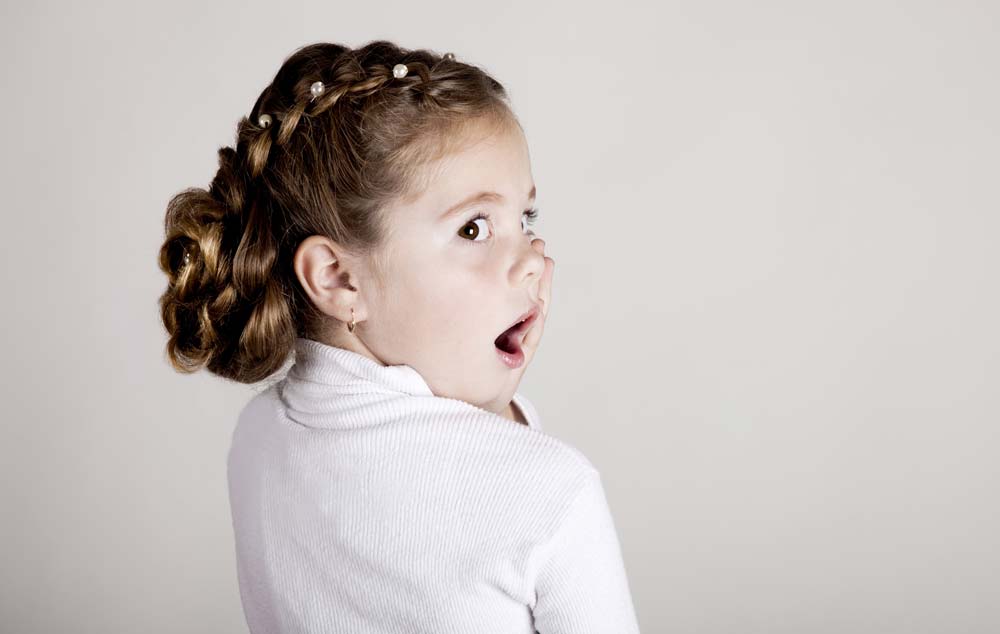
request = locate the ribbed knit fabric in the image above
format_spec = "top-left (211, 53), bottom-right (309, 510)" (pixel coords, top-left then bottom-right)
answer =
top-left (226, 337), bottom-right (641, 633)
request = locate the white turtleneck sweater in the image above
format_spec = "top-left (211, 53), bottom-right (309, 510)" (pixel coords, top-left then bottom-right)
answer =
top-left (226, 337), bottom-right (641, 633)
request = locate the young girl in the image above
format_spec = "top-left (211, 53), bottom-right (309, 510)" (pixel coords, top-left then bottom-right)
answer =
top-left (158, 40), bottom-right (640, 633)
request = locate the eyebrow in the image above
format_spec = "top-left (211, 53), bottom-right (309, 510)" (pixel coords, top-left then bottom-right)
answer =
top-left (439, 184), bottom-right (536, 221)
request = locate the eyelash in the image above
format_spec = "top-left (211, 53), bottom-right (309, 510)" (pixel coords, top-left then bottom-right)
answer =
top-left (460, 208), bottom-right (540, 243)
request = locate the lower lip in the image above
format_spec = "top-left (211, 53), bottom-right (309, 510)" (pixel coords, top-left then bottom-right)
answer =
top-left (495, 344), bottom-right (525, 369)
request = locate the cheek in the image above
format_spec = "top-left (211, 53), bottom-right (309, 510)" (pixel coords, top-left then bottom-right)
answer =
top-left (394, 261), bottom-right (497, 338)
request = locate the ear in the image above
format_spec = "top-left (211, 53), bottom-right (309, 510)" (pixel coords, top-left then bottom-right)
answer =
top-left (292, 235), bottom-right (371, 324)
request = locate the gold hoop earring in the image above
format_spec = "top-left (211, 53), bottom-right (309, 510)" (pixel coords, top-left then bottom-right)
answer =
top-left (347, 307), bottom-right (356, 333)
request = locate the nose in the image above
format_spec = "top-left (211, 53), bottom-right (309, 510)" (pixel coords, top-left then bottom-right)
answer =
top-left (511, 236), bottom-right (546, 290)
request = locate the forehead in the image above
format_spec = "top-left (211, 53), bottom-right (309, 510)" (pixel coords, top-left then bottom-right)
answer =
top-left (407, 121), bottom-right (534, 219)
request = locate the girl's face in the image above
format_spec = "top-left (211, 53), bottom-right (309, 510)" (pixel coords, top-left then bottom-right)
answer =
top-left (363, 121), bottom-right (548, 415)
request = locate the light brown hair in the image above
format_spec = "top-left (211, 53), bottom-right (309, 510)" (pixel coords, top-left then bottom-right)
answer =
top-left (157, 40), bottom-right (518, 383)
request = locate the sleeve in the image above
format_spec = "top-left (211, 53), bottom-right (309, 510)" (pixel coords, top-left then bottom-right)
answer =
top-left (526, 470), bottom-right (642, 633)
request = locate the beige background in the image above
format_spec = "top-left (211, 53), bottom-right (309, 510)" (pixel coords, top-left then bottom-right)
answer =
top-left (2, 1), bottom-right (997, 632)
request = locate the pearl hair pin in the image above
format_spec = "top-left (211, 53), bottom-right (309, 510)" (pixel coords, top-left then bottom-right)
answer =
top-left (310, 80), bottom-right (325, 101)
top-left (392, 63), bottom-right (408, 78)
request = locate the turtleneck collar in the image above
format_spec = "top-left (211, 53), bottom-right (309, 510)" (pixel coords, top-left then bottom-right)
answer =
top-left (276, 337), bottom-right (538, 432)
top-left (288, 337), bottom-right (435, 397)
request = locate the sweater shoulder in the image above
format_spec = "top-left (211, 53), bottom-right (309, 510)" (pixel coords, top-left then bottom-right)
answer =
top-left (511, 425), bottom-right (599, 484)
top-left (231, 383), bottom-right (600, 499)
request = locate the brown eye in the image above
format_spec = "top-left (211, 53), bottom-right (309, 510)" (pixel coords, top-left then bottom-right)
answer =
top-left (459, 215), bottom-right (490, 242)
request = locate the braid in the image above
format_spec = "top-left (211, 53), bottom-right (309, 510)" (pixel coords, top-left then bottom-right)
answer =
top-left (246, 58), bottom-right (435, 178)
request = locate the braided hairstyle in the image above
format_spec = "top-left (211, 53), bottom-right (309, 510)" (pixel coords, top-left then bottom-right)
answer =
top-left (157, 40), bottom-right (517, 384)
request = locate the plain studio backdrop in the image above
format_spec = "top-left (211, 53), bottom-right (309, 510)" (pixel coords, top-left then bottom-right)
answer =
top-left (1, 1), bottom-right (997, 632)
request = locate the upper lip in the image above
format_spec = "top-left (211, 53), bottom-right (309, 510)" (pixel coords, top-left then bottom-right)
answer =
top-left (505, 303), bottom-right (541, 336)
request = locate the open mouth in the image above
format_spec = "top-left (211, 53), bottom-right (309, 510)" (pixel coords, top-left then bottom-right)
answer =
top-left (494, 306), bottom-right (539, 355)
